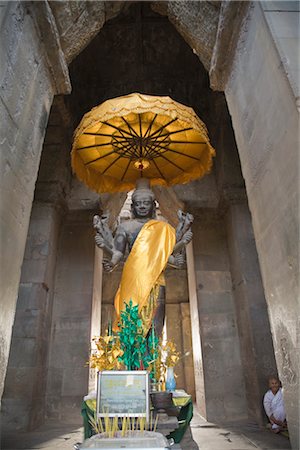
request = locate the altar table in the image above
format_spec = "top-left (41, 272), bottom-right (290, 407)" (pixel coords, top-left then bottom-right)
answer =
top-left (81, 390), bottom-right (193, 444)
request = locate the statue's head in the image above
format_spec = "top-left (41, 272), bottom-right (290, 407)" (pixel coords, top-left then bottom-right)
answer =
top-left (131, 179), bottom-right (156, 219)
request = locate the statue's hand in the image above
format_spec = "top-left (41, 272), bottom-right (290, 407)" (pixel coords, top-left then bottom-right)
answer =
top-left (174, 253), bottom-right (185, 268)
top-left (102, 258), bottom-right (116, 273)
top-left (93, 214), bottom-right (114, 256)
top-left (168, 253), bottom-right (185, 269)
top-left (182, 230), bottom-right (193, 245)
top-left (95, 234), bottom-right (105, 248)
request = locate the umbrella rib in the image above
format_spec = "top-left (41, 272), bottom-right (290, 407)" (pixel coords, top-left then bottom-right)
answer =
top-left (102, 121), bottom-right (134, 137)
top-left (121, 116), bottom-right (140, 137)
top-left (149, 140), bottom-right (201, 161)
top-left (140, 143), bottom-right (183, 171)
top-left (77, 142), bottom-right (113, 150)
top-left (121, 159), bottom-right (132, 181)
top-left (111, 135), bottom-right (134, 151)
top-left (145, 131), bottom-right (170, 159)
top-left (116, 143), bottom-right (138, 159)
top-left (138, 114), bottom-right (143, 158)
top-left (143, 114), bottom-right (158, 138)
top-left (139, 114), bottom-right (142, 138)
top-left (147, 118), bottom-right (178, 139)
top-left (156, 127), bottom-right (194, 138)
top-left (83, 132), bottom-right (127, 140)
top-left (155, 153), bottom-right (184, 172)
top-left (83, 150), bottom-right (117, 165)
top-left (101, 154), bottom-right (123, 175)
top-left (116, 138), bottom-right (140, 158)
top-left (155, 145), bottom-right (203, 161)
top-left (152, 159), bottom-right (166, 180)
top-left (144, 125), bottom-right (170, 158)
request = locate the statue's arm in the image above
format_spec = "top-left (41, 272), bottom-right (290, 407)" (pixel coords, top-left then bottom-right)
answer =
top-left (172, 230), bottom-right (193, 254)
top-left (103, 226), bottom-right (127, 272)
top-left (167, 210), bottom-right (194, 268)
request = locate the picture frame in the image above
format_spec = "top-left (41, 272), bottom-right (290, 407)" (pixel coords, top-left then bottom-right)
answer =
top-left (96, 370), bottom-right (150, 421)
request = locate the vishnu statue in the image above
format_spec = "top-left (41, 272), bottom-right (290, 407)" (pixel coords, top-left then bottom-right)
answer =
top-left (93, 179), bottom-right (193, 337)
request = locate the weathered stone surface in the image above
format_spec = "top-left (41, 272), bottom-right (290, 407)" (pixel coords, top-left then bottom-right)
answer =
top-left (46, 210), bottom-right (95, 420)
top-left (173, 175), bottom-right (219, 210)
top-left (0, 1), bottom-right (56, 403)
top-left (1, 201), bottom-right (62, 430)
top-left (186, 243), bottom-right (207, 418)
top-left (49, 0), bottom-right (107, 64)
top-left (225, 3), bottom-right (299, 447)
top-left (262, 1), bottom-right (300, 99)
top-left (165, 269), bottom-right (189, 303)
top-left (226, 202), bottom-right (278, 422)
top-left (180, 303), bottom-right (196, 400)
top-left (152, 1), bottom-right (220, 71)
top-left (192, 216), bottom-right (248, 422)
top-left (27, 1), bottom-right (71, 94)
top-left (209, 1), bottom-right (251, 90)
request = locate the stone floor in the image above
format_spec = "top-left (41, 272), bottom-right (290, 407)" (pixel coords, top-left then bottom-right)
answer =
top-left (1, 405), bottom-right (291, 450)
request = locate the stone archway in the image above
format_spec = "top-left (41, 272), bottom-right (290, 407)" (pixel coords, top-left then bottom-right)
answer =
top-left (1, 1), bottom-right (298, 447)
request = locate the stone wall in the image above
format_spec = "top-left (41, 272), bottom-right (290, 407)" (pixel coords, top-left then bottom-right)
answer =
top-left (191, 210), bottom-right (248, 422)
top-left (1, 97), bottom-right (72, 429)
top-left (0, 1), bottom-right (69, 402)
top-left (46, 210), bottom-right (95, 422)
top-left (225, 3), bottom-right (299, 447)
top-left (226, 202), bottom-right (277, 424)
top-left (1, 202), bottom-right (62, 430)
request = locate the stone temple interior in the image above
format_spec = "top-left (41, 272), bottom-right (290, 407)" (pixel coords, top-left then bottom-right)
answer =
top-left (0, 1), bottom-right (299, 449)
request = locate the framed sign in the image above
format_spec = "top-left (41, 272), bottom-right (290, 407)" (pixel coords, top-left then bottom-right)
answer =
top-left (96, 371), bottom-right (150, 420)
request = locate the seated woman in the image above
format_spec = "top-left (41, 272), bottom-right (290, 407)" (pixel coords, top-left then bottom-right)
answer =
top-left (263, 376), bottom-right (287, 433)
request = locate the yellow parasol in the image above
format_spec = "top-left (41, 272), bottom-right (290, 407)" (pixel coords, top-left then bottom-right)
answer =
top-left (71, 93), bottom-right (215, 193)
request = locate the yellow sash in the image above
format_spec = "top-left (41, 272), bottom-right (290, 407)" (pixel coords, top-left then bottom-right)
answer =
top-left (114, 220), bottom-right (176, 334)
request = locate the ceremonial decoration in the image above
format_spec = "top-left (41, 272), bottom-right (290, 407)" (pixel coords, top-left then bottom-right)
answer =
top-left (161, 340), bottom-right (180, 368)
top-left (89, 334), bottom-right (123, 372)
top-left (88, 302), bottom-right (180, 390)
top-left (117, 300), bottom-right (151, 371)
top-left (71, 92), bottom-right (215, 193)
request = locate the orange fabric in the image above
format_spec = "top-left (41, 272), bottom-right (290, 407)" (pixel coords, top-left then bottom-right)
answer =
top-left (113, 220), bottom-right (176, 333)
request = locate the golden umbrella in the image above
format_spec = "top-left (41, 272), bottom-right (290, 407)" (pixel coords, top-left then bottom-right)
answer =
top-left (71, 93), bottom-right (215, 193)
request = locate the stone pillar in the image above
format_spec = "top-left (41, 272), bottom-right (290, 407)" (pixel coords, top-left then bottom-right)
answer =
top-left (89, 246), bottom-right (103, 392)
top-left (189, 211), bottom-right (248, 422)
top-left (1, 202), bottom-right (63, 430)
top-left (1, 89), bottom-right (71, 430)
top-left (226, 202), bottom-right (277, 424)
top-left (0, 0), bottom-right (70, 403)
top-left (186, 243), bottom-right (207, 418)
top-left (180, 303), bottom-right (196, 400)
top-left (46, 210), bottom-right (95, 422)
top-left (224, 4), bottom-right (299, 447)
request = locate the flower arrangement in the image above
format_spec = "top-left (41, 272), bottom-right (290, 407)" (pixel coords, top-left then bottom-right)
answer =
top-left (88, 301), bottom-right (181, 389)
top-left (89, 334), bottom-right (123, 372)
top-left (161, 340), bottom-right (180, 368)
